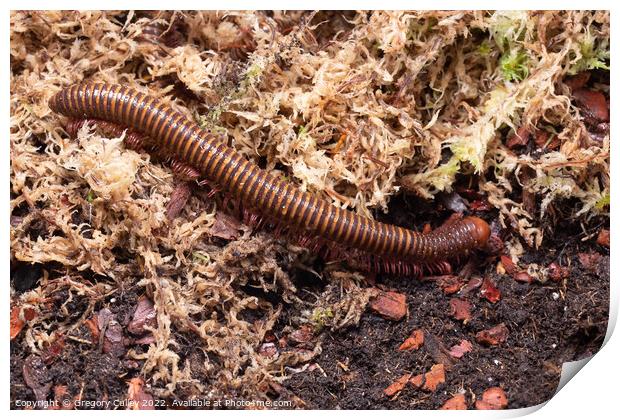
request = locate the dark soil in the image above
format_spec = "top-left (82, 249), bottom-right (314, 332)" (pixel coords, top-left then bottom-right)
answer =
top-left (10, 201), bottom-right (610, 410)
top-left (282, 214), bottom-right (610, 409)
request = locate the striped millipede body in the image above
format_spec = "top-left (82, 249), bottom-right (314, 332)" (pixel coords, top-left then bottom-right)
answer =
top-left (135, 11), bottom-right (186, 48)
top-left (49, 82), bottom-right (491, 273)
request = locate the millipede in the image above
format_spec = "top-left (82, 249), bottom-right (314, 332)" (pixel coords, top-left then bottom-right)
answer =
top-left (134, 11), bottom-right (186, 49)
top-left (49, 82), bottom-right (491, 275)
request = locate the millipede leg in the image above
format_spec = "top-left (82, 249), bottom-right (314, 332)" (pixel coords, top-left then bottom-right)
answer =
top-left (66, 118), bottom-right (148, 151)
top-left (169, 159), bottom-right (201, 182)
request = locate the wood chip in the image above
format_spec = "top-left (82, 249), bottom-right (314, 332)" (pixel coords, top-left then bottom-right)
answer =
top-left (398, 329), bottom-right (424, 351)
top-left (449, 298), bottom-right (472, 322)
top-left (480, 278), bottom-right (501, 303)
top-left (597, 229), bottom-right (610, 248)
top-left (475, 387), bottom-right (508, 410)
top-left (448, 339), bottom-right (473, 358)
top-left (127, 378), bottom-right (154, 410)
top-left (476, 323), bottom-right (509, 346)
top-left (369, 290), bottom-right (407, 321)
top-left (384, 373), bottom-right (411, 397)
top-left (440, 394), bottom-right (468, 410)
top-left (409, 364), bottom-right (446, 392)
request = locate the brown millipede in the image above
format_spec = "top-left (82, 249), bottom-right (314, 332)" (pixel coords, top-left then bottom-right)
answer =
top-left (134, 11), bottom-right (186, 49)
top-left (49, 82), bottom-right (491, 274)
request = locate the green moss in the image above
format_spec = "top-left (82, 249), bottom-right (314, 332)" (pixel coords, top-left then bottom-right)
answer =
top-left (194, 107), bottom-right (214, 130)
top-left (489, 10), bottom-right (528, 51)
top-left (310, 307), bottom-right (334, 332)
top-left (569, 33), bottom-right (609, 75)
top-left (245, 63), bottom-right (263, 81)
top-left (428, 157), bottom-right (462, 191)
top-left (477, 40), bottom-right (493, 56)
top-left (595, 193), bottom-right (610, 210)
top-left (192, 251), bottom-right (211, 263)
top-left (499, 49), bottom-right (529, 82)
top-left (297, 125), bottom-right (307, 137)
top-left (85, 190), bottom-right (95, 203)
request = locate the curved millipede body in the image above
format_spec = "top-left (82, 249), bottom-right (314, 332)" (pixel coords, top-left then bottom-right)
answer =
top-left (49, 82), bottom-right (491, 268)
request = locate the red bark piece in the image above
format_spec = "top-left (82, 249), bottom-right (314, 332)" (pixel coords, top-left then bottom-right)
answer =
top-left (513, 271), bottom-right (534, 283)
top-left (289, 325), bottom-right (314, 345)
top-left (448, 339), bottom-right (473, 358)
top-left (441, 394), bottom-right (468, 410)
top-left (501, 255), bottom-right (533, 283)
top-left (449, 298), bottom-right (472, 322)
top-left (42, 335), bottom-right (65, 365)
top-left (384, 373), bottom-right (412, 397)
top-left (422, 364), bottom-right (446, 391)
top-left (480, 278), bottom-right (501, 303)
top-left (97, 308), bottom-right (114, 331)
top-left (84, 316), bottom-right (100, 342)
top-left (578, 252), bottom-right (603, 273)
top-left (547, 262), bottom-right (570, 282)
top-left (10, 306), bottom-right (35, 340)
top-left (573, 88), bottom-right (609, 122)
top-left (127, 378), bottom-right (155, 410)
top-left (597, 229), bottom-right (610, 248)
top-left (475, 387), bottom-right (508, 410)
top-left (436, 275), bottom-right (466, 294)
top-left (506, 126), bottom-right (530, 149)
top-left (500, 255), bottom-right (516, 276)
top-left (104, 320), bottom-right (125, 356)
top-left (409, 374), bottom-right (424, 388)
top-left (97, 308), bottom-right (126, 357)
top-left (476, 324), bottom-right (509, 346)
top-left (127, 296), bottom-right (157, 335)
top-left (369, 290), bottom-right (407, 321)
top-left (533, 130), bottom-right (553, 149)
top-left (564, 72), bottom-right (590, 91)
top-left (409, 364), bottom-right (446, 392)
top-left (399, 329), bottom-right (424, 351)
top-left (210, 212), bottom-right (242, 240)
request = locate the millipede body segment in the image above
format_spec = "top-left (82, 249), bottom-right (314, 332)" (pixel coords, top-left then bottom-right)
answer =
top-left (49, 82), bottom-right (490, 266)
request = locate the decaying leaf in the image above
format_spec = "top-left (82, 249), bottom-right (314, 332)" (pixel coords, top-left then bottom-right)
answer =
top-left (23, 355), bottom-right (51, 401)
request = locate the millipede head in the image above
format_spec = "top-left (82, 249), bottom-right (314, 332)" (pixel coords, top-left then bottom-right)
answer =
top-left (463, 216), bottom-right (491, 249)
